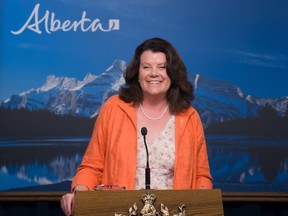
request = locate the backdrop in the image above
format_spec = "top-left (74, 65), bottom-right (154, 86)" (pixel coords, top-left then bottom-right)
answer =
top-left (1, 0), bottom-right (288, 192)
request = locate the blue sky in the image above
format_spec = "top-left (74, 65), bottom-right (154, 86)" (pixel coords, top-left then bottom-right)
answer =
top-left (1, 0), bottom-right (288, 100)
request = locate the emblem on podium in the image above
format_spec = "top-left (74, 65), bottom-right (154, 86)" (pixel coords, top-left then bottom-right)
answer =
top-left (115, 192), bottom-right (186, 216)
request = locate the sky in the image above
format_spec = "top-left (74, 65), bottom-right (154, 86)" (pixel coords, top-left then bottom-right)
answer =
top-left (1, 0), bottom-right (288, 100)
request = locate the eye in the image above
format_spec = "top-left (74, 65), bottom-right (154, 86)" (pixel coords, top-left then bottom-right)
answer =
top-left (158, 65), bottom-right (166, 70)
top-left (142, 65), bottom-right (151, 70)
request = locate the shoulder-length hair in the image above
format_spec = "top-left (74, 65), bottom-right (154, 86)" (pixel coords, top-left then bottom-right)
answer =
top-left (119, 37), bottom-right (194, 114)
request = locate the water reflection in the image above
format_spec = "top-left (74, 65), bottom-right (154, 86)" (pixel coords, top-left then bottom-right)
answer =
top-left (0, 136), bottom-right (287, 192)
top-left (0, 138), bottom-right (87, 191)
top-left (207, 135), bottom-right (288, 191)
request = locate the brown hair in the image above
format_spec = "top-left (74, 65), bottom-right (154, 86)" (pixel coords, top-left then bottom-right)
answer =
top-left (119, 38), bottom-right (194, 114)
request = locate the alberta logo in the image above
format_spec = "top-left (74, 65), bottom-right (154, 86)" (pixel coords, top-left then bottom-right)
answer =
top-left (11, 3), bottom-right (120, 35)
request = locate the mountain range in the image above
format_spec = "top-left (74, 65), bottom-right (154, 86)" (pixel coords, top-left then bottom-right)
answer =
top-left (1, 59), bottom-right (287, 127)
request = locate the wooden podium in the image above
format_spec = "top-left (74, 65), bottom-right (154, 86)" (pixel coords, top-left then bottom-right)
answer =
top-left (74, 189), bottom-right (224, 216)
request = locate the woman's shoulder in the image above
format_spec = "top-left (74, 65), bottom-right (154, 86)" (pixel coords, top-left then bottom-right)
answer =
top-left (177, 106), bottom-right (198, 116)
top-left (176, 106), bottom-right (203, 122)
top-left (102, 94), bottom-right (134, 112)
top-left (175, 106), bottom-right (204, 130)
top-left (105, 94), bottom-right (121, 103)
top-left (105, 94), bottom-right (130, 106)
top-left (100, 94), bottom-right (136, 122)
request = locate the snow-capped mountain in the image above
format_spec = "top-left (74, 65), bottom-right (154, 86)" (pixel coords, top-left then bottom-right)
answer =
top-left (1, 59), bottom-right (287, 126)
top-left (191, 74), bottom-right (288, 126)
top-left (1, 59), bottom-right (126, 117)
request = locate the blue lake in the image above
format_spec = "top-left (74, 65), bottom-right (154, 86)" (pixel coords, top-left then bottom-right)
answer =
top-left (0, 136), bottom-right (287, 192)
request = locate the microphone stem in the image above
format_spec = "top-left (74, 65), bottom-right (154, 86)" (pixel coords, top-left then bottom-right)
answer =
top-left (143, 135), bottom-right (149, 168)
top-left (143, 135), bottom-right (150, 190)
top-left (145, 167), bottom-right (150, 190)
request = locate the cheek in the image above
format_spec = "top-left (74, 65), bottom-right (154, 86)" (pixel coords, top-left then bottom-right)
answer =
top-left (138, 70), bottom-right (148, 82)
top-left (165, 76), bottom-right (172, 87)
top-left (166, 81), bottom-right (172, 90)
top-left (138, 73), bottom-right (146, 88)
top-left (138, 70), bottom-right (143, 78)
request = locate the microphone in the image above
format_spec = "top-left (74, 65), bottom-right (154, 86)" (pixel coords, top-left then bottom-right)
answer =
top-left (141, 127), bottom-right (150, 190)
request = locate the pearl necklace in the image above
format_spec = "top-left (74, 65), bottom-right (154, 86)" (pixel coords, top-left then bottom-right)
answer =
top-left (139, 104), bottom-right (169, 120)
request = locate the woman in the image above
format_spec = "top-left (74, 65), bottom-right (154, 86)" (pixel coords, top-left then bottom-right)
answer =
top-left (61, 37), bottom-right (212, 215)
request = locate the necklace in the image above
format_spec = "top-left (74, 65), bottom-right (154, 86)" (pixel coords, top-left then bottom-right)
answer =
top-left (139, 104), bottom-right (169, 120)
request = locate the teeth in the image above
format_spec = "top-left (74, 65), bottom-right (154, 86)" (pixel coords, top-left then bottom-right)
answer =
top-left (149, 81), bottom-right (160, 84)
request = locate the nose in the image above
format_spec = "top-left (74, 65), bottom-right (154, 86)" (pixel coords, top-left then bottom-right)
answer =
top-left (150, 66), bottom-right (158, 77)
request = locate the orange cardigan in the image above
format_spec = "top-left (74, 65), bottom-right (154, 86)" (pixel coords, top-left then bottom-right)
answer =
top-left (72, 95), bottom-right (212, 190)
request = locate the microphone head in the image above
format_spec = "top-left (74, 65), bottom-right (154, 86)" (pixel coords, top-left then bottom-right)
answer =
top-left (141, 127), bottom-right (148, 136)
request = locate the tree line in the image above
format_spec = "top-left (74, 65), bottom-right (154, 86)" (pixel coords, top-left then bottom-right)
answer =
top-left (1, 103), bottom-right (287, 138)
top-left (205, 104), bottom-right (288, 137)
top-left (0, 107), bottom-right (96, 139)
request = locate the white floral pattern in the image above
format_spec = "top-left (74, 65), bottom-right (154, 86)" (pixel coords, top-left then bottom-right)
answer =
top-left (135, 116), bottom-right (175, 189)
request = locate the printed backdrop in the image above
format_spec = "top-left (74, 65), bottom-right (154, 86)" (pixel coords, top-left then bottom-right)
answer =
top-left (1, 0), bottom-right (288, 192)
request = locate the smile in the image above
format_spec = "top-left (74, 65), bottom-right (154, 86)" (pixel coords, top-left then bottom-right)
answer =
top-left (148, 81), bottom-right (161, 84)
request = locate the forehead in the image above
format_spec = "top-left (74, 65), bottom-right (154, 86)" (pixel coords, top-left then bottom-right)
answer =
top-left (140, 50), bottom-right (166, 63)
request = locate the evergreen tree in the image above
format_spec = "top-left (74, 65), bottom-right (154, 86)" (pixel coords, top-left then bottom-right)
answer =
top-left (257, 103), bottom-right (282, 136)
top-left (258, 103), bottom-right (279, 120)
top-left (284, 104), bottom-right (288, 119)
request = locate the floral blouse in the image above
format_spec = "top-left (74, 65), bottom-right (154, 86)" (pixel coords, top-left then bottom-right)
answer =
top-left (135, 116), bottom-right (175, 189)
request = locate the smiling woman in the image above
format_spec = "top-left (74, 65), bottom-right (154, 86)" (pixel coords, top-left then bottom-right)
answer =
top-left (138, 51), bottom-right (171, 101)
top-left (1, 2), bottom-right (288, 215)
top-left (60, 38), bottom-right (212, 216)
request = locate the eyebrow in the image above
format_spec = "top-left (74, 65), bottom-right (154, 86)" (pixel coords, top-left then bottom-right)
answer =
top-left (141, 62), bottom-right (166, 65)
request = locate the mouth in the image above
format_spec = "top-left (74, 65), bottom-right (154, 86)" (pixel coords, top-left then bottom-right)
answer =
top-left (148, 80), bottom-right (161, 84)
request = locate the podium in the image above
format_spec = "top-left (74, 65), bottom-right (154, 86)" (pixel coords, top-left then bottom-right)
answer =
top-left (74, 189), bottom-right (224, 216)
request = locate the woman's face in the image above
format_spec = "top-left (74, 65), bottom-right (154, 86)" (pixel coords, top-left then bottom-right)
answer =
top-left (138, 50), bottom-right (171, 100)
